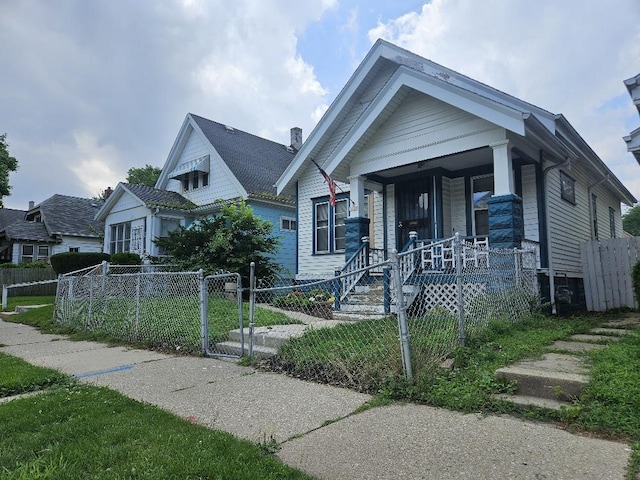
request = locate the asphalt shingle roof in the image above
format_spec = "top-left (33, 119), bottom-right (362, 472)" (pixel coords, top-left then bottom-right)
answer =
top-left (0, 209), bottom-right (26, 231)
top-left (31, 195), bottom-right (104, 238)
top-left (123, 183), bottom-right (195, 209)
top-left (4, 220), bottom-right (57, 243)
top-left (191, 114), bottom-right (296, 196)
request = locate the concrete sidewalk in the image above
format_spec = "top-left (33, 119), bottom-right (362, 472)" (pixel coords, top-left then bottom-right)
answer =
top-left (0, 318), bottom-right (631, 479)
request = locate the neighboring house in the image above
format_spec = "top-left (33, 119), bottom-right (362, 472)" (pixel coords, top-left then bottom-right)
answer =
top-left (0, 195), bottom-right (105, 264)
top-left (276, 39), bottom-right (637, 311)
top-left (96, 113), bottom-right (298, 275)
top-left (624, 73), bottom-right (640, 163)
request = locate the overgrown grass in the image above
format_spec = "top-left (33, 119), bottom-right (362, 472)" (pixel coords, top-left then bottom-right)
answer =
top-left (0, 352), bottom-right (69, 397)
top-left (0, 382), bottom-right (312, 479)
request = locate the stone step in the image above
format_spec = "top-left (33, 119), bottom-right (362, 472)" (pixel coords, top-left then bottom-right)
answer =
top-left (590, 327), bottom-right (634, 335)
top-left (332, 311), bottom-right (389, 321)
top-left (339, 303), bottom-right (386, 314)
top-left (228, 325), bottom-right (308, 349)
top-left (548, 340), bottom-right (605, 352)
top-left (568, 334), bottom-right (622, 343)
top-left (214, 341), bottom-right (277, 359)
top-left (493, 393), bottom-right (572, 411)
top-left (494, 353), bottom-right (588, 401)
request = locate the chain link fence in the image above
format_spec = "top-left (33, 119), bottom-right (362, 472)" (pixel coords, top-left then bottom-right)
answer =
top-left (253, 234), bottom-right (538, 392)
top-left (53, 240), bottom-right (537, 391)
top-left (56, 266), bottom-right (204, 354)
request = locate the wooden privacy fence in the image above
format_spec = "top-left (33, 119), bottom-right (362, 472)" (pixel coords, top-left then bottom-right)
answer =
top-left (581, 237), bottom-right (640, 311)
top-left (0, 267), bottom-right (58, 297)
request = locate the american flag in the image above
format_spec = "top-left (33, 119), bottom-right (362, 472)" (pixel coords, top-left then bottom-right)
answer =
top-left (311, 159), bottom-right (337, 206)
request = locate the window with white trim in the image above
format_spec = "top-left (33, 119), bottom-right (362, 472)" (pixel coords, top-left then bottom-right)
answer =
top-left (21, 244), bottom-right (49, 263)
top-left (69, 247), bottom-right (79, 253)
top-left (314, 197), bottom-right (348, 254)
top-left (110, 222), bottom-right (132, 254)
top-left (280, 216), bottom-right (297, 232)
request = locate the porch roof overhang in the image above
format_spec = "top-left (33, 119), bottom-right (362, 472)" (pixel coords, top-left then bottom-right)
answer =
top-left (624, 127), bottom-right (640, 164)
top-left (167, 155), bottom-right (210, 179)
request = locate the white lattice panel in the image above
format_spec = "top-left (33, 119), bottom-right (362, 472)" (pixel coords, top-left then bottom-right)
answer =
top-left (421, 282), bottom-right (486, 313)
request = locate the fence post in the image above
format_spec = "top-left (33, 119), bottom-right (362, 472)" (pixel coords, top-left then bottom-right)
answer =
top-left (199, 269), bottom-right (208, 355)
top-left (88, 275), bottom-right (94, 328)
top-left (383, 267), bottom-right (391, 314)
top-left (389, 249), bottom-right (413, 382)
top-left (134, 273), bottom-right (141, 341)
top-left (248, 262), bottom-right (256, 361)
top-left (2, 285), bottom-right (7, 311)
top-left (235, 273), bottom-right (244, 355)
top-left (455, 232), bottom-right (465, 346)
top-left (514, 248), bottom-right (521, 288)
top-left (333, 268), bottom-right (341, 311)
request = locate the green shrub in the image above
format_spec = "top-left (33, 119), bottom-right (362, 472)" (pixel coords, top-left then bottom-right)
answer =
top-left (50, 252), bottom-right (110, 275)
top-left (632, 260), bottom-right (640, 307)
top-left (22, 260), bottom-right (50, 268)
top-left (0, 262), bottom-right (18, 268)
top-left (110, 252), bottom-right (141, 265)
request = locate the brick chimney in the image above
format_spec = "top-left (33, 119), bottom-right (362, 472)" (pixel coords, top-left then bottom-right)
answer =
top-left (290, 127), bottom-right (302, 151)
top-left (28, 200), bottom-right (34, 210)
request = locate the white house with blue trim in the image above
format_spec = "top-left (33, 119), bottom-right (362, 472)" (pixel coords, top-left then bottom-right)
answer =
top-left (276, 40), bottom-right (637, 311)
top-left (96, 113), bottom-right (298, 276)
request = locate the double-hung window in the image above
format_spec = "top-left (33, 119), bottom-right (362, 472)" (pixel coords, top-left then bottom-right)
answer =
top-left (110, 222), bottom-right (132, 254)
top-left (560, 171), bottom-right (576, 204)
top-left (314, 197), bottom-right (348, 254)
top-left (21, 244), bottom-right (49, 263)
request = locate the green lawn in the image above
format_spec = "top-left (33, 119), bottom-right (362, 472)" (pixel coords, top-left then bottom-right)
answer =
top-left (0, 354), bottom-right (312, 479)
top-left (8, 295), bottom-right (299, 354)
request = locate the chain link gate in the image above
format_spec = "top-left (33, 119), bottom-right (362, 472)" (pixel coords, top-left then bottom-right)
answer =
top-left (201, 272), bottom-right (244, 358)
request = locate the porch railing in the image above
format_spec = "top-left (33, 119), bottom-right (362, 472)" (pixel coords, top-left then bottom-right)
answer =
top-left (338, 237), bottom-right (369, 301)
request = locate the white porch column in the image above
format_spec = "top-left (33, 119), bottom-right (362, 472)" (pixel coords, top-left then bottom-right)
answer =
top-left (490, 140), bottom-right (515, 196)
top-left (348, 175), bottom-right (366, 217)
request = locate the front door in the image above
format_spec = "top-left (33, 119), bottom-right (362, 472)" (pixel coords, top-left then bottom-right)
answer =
top-left (396, 179), bottom-right (431, 249)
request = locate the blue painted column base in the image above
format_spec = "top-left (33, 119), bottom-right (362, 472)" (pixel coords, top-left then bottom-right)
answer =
top-left (487, 194), bottom-right (524, 250)
top-left (344, 217), bottom-right (370, 261)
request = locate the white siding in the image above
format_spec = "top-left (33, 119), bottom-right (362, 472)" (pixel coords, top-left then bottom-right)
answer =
top-left (53, 237), bottom-right (103, 255)
top-left (165, 130), bottom-right (244, 204)
top-left (546, 164), bottom-right (593, 276)
top-left (350, 90), bottom-right (505, 176)
top-left (521, 165), bottom-right (539, 242)
top-left (450, 178), bottom-right (466, 236)
top-left (297, 168), bottom-right (349, 277)
top-left (371, 191), bottom-right (384, 249)
top-left (312, 63), bottom-right (398, 170)
top-left (591, 182), bottom-right (624, 240)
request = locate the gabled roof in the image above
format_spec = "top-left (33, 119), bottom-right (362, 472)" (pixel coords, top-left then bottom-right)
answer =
top-left (276, 39), bottom-right (636, 206)
top-left (191, 114), bottom-right (296, 196)
top-left (2, 220), bottom-right (59, 243)
top-left (156, 113), bottom-right (296, 198)
top-left (95, 183), bottom-right (196, 221)
top-left (28, 195), bottom-right (104, 238)
top-left (0, 208), bottom-right (26, 231)
top-left (624, 73), bottom-right (640, 115)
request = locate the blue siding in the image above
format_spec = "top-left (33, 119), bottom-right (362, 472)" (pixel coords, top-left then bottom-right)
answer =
top-left (249, 202), bottom-right (297, 278)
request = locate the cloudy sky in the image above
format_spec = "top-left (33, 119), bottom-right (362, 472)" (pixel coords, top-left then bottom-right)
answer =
top-left (1, 0), bottom-right (639, 211)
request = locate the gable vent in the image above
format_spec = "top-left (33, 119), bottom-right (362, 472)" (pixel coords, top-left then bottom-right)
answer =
top-left (224, 125), bottom-right (235, 133)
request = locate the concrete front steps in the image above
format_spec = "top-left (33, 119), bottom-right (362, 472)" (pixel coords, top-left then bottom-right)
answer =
top-left (334, 282), bottom-right (420, 321)
top-left (494, 325), bottom-right (636, 410)
top-left (215, 320), bottom-right (345, 358)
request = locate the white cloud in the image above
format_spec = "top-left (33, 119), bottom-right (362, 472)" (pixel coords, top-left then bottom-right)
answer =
top-left (368, 0), bottom-right (640, 200)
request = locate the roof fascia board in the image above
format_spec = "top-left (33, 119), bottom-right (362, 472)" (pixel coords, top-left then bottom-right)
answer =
top-left (156, 114), bottom-right (195, 189)
top-left (94, 182), bottom-right (145, 221)
top-left (276, 40), bottom-right (392, 194)
top-left (555, 116), bottom-right (637, 205)
top-left (324, 66), bottom-right (527, 175)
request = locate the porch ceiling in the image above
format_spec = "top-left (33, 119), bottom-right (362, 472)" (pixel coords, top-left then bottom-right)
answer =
top-left (371, 147), bottom-right (493, 179)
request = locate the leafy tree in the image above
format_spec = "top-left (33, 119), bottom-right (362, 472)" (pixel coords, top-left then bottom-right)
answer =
top-left (0, 134), bottom-right (19, 207)
top-left (623, 205), bottom-right (640, 236)
top-left (154, 200), bottom-right (281, 282)
top-left (126, 164), bottom-right (161, 187)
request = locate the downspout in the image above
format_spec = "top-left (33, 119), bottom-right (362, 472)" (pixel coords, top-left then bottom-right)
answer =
top-left (587, 175), bottom-right (609, 240)
top-left (543, 155), bottom-right (571, 315)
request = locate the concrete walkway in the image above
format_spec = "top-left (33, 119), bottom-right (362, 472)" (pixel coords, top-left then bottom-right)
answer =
top-left (0, 318), bottom-right (632, 479)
